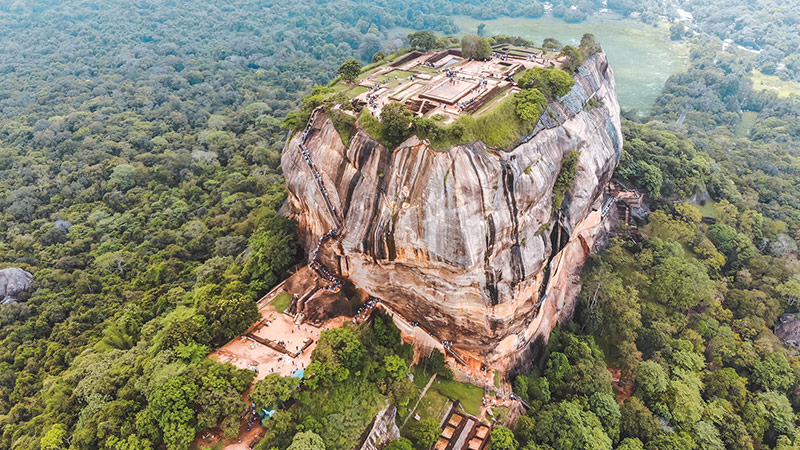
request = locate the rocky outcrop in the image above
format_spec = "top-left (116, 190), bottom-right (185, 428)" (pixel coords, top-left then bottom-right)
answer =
top-left (0, 268), bottom-right (33, 305)
top-left (282, 53), bottom-right (622, 370)
top-left (357, 405), bottom-right (401, 450)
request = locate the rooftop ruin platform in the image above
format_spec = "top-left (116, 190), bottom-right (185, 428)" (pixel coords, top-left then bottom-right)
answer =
top-left (335, 45), bottom-right (563, 124)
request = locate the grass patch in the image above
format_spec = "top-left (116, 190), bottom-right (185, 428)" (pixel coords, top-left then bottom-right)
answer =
top-left (327, 109), bottom-right (357, 146)
top-left (473, 88), bottom-right (510, 117)
top-left (493, 371), bottom-right (500, 388)
top-left (735, 110), bottom-right (757, 138)
top-left (695, 199), bottom-right (718, 219)
top-left (358, 108), bottom-right (390, 148)
top-left (751, 70), bottom-right (800, 98)
top-left (583, 97), bottom-right (602, 111)
top-left (383, 69), bottom-right (415, 79)
top-left (431, 378), bottom-right (484, 417)
top-left (421, 95), bottom-right (533, 150)
top-left (400, 388), bottom-right (450, 435)
top-left (412, 367), bottom-right (434, 390)
top-left (489, 406), bottom-right (510, 424)
top-left (270, 292), bottom-right (291, 312)
top-left (347, 86), bottom-right (368, 97)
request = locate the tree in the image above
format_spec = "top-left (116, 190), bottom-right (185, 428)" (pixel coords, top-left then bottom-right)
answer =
top-left (516, 68), bottom-right (575, 98)
top-left (692, 421), bottom-right (724, 450)
top-left (589, 392), bottom-right (621, 442)
top-left (635, 361), bottom-right (668, 402)
top-left (408, 31), bottom-right (437, 51)
top-left (620, 397), bottom-right (661, 442)
top-left (250, 374), bottom-right (298, 409)
top-left (147, 376), bottom-right (199, 450)
top-left (380, 102), bottom-right (413, 146)
top-left (245, 212), bottom-right (298, 293)
top-left (408, 418), bottom-right (440, 450)
top-left (372, 50), bottom-right (386, 63)
top-left (40, 424), bottom-right (67, 450)
top-left (489, 426), bottom-right (517, 450)
top-left (703, 368), bottom-right (748, 409)
top-left (666, 379), bottom-right (705, 429)
top-left (751, 353), bottom-right (794, 392)
top-left (286, 431), bottom-right (325, 450)
top-left (649, 241), bottom-right (714, 311)
top-left (461, 35), bottom-right (492, 60)
top-left (534, 400), bottom-right (612, 450)
top-left (197, 292), bottom-right (260, 346)
top-left (775, 280), bottom-right (800, 307)
top-left (513, 88), bottom-right (547, 123)
top-left (559, 46), bottom-right (584, 73)
top-left (579, 34), bottom-right (601, 56)
top-left (337, 58), bottom-right (362, 82)
top-left (645, 432), bottom-right (696, 450)
top-left (542, 38), bottom-right (563, 52)
top-left (312, 327), bottom-right (366, 372)
top-left (706, 224), bottom-right (755, 273)
top-left (515, 415), bottom-right (536, 446)
top-left (385, 438), bottom-right (414, 450)
top-left (617, 438), bottom-right (644, 450)
top-left (419, 350), bottom-right (453, 379)
top-left (384, 354), bottom-right (409, 380)
top-left (755, 391), bottom-right (795, 440)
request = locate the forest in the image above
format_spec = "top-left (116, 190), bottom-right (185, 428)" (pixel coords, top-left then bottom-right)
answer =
top-left (1, 0), bottom-right (800, 449)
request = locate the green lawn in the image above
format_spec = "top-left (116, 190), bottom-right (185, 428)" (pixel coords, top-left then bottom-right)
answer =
top-left (431, 378), bottom-right (484, 417)
top-left (412, 367), bottom-right (434, 390)
top-left (735, 111), bottom-right (758, 138)
top-left (348, 86), bottom-right (368, 97)
top-left (473, 88), bottom-right (510, 117)
top-left (695, 199), bottom-right (718, 219)
top-left (751, 70), bottom-right (800, 98)
top-left (270, 292), bottom-right (291, 312)
top-left (488, 406), bottom-right (509, 425)
top-left (400, 388), bottom-right (450, 435)
top-left (425, 95), bottom-right (531, 150)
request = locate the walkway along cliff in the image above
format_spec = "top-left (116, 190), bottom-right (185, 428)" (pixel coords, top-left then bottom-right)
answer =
top-left (281, 52), bottom-right (623, 371)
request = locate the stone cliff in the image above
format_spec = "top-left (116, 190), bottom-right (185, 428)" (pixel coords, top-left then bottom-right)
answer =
top-left (281, 53), bottom-right (622, 370)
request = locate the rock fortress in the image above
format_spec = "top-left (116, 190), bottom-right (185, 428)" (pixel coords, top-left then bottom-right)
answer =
top-left (223, 43), bottom-right (629, 386)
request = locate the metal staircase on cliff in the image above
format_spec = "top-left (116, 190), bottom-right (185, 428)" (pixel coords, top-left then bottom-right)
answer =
top-left (298, 109), bottom-right (344, 292)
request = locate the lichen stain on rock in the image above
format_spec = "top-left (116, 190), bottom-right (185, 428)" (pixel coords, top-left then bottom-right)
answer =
top-left (282, 53), bottom-right (622, 370)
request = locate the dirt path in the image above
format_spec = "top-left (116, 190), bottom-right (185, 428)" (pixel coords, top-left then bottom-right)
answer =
top-left (401, 373), bottom-right (437, 428)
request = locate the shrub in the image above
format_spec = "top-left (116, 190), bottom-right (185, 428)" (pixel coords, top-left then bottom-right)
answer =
top-left (513, 88), bottom-right (548, 123)
top-left (516, 68), bottom-right (575, 98)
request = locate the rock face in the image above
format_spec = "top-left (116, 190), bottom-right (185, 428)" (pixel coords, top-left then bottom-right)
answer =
top-left (282, 53), bottom-right (622, 370)
top-left (357, 405), bottom-right (401, 450)
top-left (0, 268), bottom-right (34, 305)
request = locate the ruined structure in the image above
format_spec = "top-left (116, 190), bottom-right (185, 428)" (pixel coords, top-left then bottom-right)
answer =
top-left (281, 49), bottom-right (622, 371)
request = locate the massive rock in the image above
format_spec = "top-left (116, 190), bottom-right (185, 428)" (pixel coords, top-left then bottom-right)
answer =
top-left (0, 268), bottom-right (34, 305)
top-left (282, 53), bottom-right (622, 370)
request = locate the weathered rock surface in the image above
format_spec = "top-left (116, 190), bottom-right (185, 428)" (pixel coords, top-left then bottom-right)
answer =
top-left (282, 53), bottom-right (622, 370)
top-left (0, 268), bottom-right (34, 305)
top-left (776, 313), bottom-right (800, 351)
